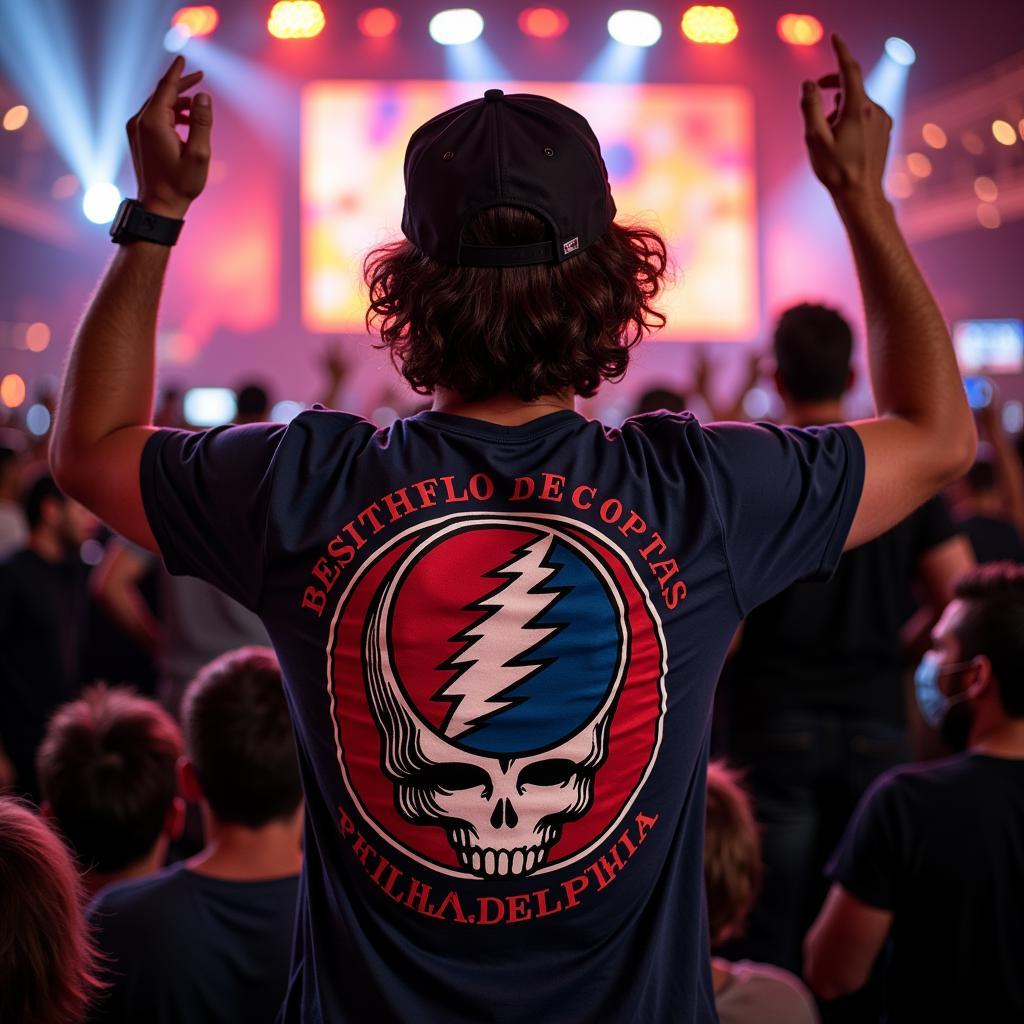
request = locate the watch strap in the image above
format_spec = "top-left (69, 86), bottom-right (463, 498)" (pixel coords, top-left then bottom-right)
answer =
top-left (110, 199), bottom-right (184, 246)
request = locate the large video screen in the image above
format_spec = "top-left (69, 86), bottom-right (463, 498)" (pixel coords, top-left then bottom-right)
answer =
top-left (302, 81), bottom-right (757, 341)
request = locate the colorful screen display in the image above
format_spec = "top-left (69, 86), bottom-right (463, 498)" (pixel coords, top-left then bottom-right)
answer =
top-left (302, 81), bottom-right (758, 340)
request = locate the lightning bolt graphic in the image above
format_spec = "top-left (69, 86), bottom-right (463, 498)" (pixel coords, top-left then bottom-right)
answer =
top-left (437, 534), bottom-right (565, 740)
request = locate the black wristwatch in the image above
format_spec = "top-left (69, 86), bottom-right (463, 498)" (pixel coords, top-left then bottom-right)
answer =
top-left (109, 199), bottom-right (184, 246)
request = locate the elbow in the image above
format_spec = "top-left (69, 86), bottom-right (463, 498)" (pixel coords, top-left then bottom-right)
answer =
top-left (929, 417), bottom-right (978, 490)
top-left (48, 440), bottom-right (88, 505)
top-left (947, 418), bottom-right (979, 481)
top-left (803, 937), bottom-right (866, 1002)
top-left (806, 970), bottom-right (856, 1003)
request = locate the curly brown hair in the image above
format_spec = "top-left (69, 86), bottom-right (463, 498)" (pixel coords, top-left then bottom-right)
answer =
top-left (364, 206), bottom-right (669, 402)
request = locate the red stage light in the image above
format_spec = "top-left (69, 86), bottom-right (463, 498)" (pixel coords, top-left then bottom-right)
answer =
top-left (172, 6), bottom-right (220, 38)
top-left (518, 7), bottom-right (569, 39)
top-left (776, 14), bottom-right (822, 47)
top-left (681, 6), bottom-right (738, 45)
top-left (268, 1), bottom-right (326, 40)
top-left (358, 7), bottom-right (400, 39)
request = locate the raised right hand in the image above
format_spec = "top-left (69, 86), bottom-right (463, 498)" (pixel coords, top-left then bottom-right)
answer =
top-left (800, 34), bottom-right (892, 207)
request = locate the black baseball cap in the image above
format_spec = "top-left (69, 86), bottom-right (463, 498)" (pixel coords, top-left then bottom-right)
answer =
top-left (401, 88), bottom-right (617, 268)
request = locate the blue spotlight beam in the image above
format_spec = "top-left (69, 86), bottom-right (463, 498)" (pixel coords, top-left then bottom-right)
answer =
top-left (0, 0), bottom-right (175, 210)
top-left (0, 0), bottom-right (94, 181)
top-left (865, 49), bottom-right (912, 177)
top-left (186, 39), bottom-right (301, 148)
top-left (443, 40), bottom-right (512, 82)
top-left (581, 41), bottom-right (649, 84)
top-left (95, 2), bottom-right (173, 184)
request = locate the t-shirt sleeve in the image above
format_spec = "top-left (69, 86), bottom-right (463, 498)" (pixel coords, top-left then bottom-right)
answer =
top-left (140, 424), bottom-right (287, 612)
top-left (700, 422), bottom-right (865, 616)
top-left (824, 772), bottom-right (905, 911)
top-left (911, 493), bottom-right (960, 557)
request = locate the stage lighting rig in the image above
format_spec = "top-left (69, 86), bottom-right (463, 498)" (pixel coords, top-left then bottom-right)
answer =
top-left (607, 10), bottom-right (662, 47)
top-left (884, 37), bottom-right (916, 67)
top-left (357, 8), bottom-right (400, 39)
top-left (172, 6), bottom-right (219, 38)
top-left (82, 182), bottom-right (121, 225)
top-left (681, 6), bottom-right (738, 44)
top-left (776, 14), bottom-right (822, 47)
top-left (519, 8), bottom-right (569, 39)
top-left (429, 9), bottom-right (485, 45)
top-left (268, 1), bottom-right (326, 40)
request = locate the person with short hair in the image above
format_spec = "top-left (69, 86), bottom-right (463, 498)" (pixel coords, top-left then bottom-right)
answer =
top-left (720, 301), bottom-right (974, 972)
top-left (704, 762), bottom-right (818, 1024)
top-left (0, 473), bottom-right (98, 800)
top-left (87, 647), bottom-right (302, 1024)
top-left (0, 797), bottom-right (103, 1024)
top-left (52, 38), bottom-right (977, 1023)
top-left (805, 562), bottom-right (1024, 1022)
top-left (36, 683), bottom-right (183, 898)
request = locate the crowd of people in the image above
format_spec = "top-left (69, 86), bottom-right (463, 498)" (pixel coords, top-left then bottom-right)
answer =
top-left (3, 300), bottom-right (1024, 1022)
top-left (2, 34), bottom-right (1023, 1024)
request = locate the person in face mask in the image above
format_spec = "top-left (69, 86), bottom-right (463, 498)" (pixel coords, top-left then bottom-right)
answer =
top-left (802, 562), bottom-right (1024, 1023)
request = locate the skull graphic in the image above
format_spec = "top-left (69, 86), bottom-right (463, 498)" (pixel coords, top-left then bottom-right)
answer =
top-left (363, 523), bottom-right (627, 879)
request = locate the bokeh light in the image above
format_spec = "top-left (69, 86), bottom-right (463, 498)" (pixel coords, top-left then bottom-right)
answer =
top-left (2, 104), bottom-right (29, 131)
top-left (607, 10), bottom-right (662, 47)
top-left (172, 6), bottom-right (219, 37)
top-left (681, 6), bottom-right (739, 45)
top-left (974, 176), bottom-right (998, 202)
top-left (268, 1), bottom-right (326, 40)
top-left (884, 37), bottom-right (916, 66)
top-left (80, 539), bottom-right (105, 567)
top-left (776, 14), bottom-right (822, 47)
top-left (271, 400), bottom-right (306, 422)
top-left (26, 404), bottom-right (51, 436)
top-left (977, 203), bottom-right (1001, 229)
top-left (1003, 401), bottom-right (1023, 435)
top-left (428, 9), bottom-right (484, 45)
top-left (357, 7), bottom-right (400, 38)
top-left (25, 322), bottom-right (51, 352)
top-left (519, 7), bottom-right (569, 39)
top-left (921, 122), bottom-right (947, 149)
top-left (905, 152), bottom-right (932, 178)
top-left (0, 374), bottom-right (26, 409)
top-left (992, 120), bottom-right (1017, 146)
top-left (51, 174), bottom-right (79, 200)
top-left (886, 170), bottom-right (913, 199)
top-left (164, 24), bottom-right (192, 52)
top-left (82, 182), bottom-right (121, 224)
top-left (961, 131), bottom-right (984, 155)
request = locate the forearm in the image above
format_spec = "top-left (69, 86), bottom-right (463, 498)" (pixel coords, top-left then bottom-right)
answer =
top-left (840, 196), bottom-right (973, 456)
top-left (52, 242), bottom-right (169, 476)
top-left (102, 585), bottom-right (163, 654)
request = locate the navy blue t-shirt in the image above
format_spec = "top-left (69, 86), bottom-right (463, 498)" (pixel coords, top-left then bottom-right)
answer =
top-left (140, 409), bottom-right (864, 1024)
top-left (87, 863), bottom-right (299, 1023)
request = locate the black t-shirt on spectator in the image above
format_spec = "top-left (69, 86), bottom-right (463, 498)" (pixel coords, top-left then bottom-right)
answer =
top-left (958, 512), bottom-right (1024, 565)
top-left (827, 753), bottom-right (1024, 1023)
top-left (88, 863), bottom-right (300, 1024)
top-left (727, 496), bottom-right (958, 725)
top-left (0, 547), bottom-right (88, 798)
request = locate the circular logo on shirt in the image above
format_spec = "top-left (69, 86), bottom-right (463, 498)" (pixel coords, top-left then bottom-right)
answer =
top-left (327, 512), bottom-right (666, 880)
